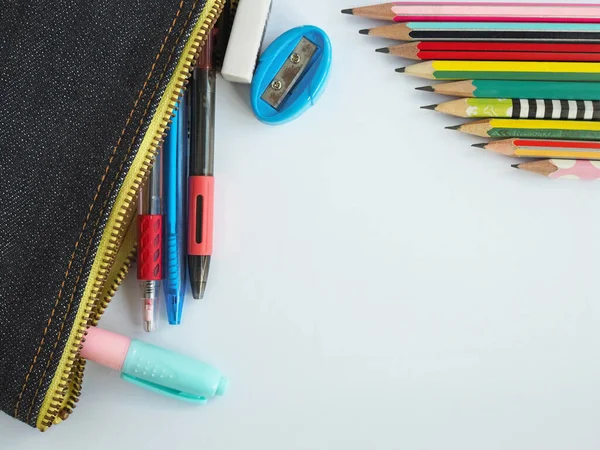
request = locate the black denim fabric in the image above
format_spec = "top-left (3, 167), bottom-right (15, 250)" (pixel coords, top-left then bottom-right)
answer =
top-left (0, 0), bottom-right (207, 427)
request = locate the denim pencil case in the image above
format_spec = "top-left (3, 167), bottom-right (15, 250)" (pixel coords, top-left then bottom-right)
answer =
top-left (0, 0), bottom-right (223, 430)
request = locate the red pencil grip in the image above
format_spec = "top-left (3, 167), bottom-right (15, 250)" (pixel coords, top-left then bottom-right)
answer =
top-left (137, 214), bottom-right (163, 280)
top-left (188, 176), bottom-right (214, 256)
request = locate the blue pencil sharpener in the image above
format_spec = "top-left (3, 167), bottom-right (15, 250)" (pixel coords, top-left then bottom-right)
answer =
top-left (251, 25), bottom-right (332, 125)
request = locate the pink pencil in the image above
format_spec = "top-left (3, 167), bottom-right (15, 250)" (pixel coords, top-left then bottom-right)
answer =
top-left (513, 160), bottom-right (600, 180)
top-left (342, 2), bottom-right (600, 23)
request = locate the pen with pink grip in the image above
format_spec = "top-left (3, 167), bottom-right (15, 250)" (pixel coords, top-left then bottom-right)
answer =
top-left (188, 34), bottom-right (215, 300)
top-left (138, 150), bottom-right (163, 332)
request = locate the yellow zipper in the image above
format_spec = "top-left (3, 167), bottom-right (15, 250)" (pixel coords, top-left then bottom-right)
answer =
top-left (36, 0), bottom-right (225, 430)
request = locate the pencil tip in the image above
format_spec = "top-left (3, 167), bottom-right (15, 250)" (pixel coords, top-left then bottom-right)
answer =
top-left (421, 104), bottom-right (437, 111)
top-left (358, 28), bottom-right (369, 35)
top-left (472, 143), bottom-right (487, 149)
top-left (445, 125), bottom-right (461, 130)
top-left (416, 85), bottom-right (434, 92)
top-left (395, 67), bottom-right (406, 73)
top-left (341, 8), bottom-right (353, 14)
top-left (511, 164), bottom-right (520, 169)
top-left (375, 47), bottom-right (390, 53)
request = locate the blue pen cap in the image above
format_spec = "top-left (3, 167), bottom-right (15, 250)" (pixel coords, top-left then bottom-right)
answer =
top-left (121, 339), bottom-right (229, 403)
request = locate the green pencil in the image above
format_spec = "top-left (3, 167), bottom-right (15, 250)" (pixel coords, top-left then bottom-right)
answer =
top-left (448, 118), bottom-right (600, 140)
top-left (400, 60), bottom-right (600, 81)
top-left (417, 80), bottom-right (600, 100)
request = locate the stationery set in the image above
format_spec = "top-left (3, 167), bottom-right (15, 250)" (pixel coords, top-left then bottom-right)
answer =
top-left (345, 2), bottom-right (600, 179)
top-left (0, 0), bottom-right (333, 431)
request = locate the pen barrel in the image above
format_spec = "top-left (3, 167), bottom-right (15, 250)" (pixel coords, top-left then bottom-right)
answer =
top-left (138, 151), bottom-right (163, 215)
top-left (164, 233), bottom-right (186, 297)
top-left (137, 214), bottom-right (163, 280)
top-left (187, 176), bottom-right (214, 256)
top-left (140, 280), bottom-right (159, 332)
top-left (163, 98), bottom-right (187, 323)
top-left (190, 67), bottom-right (216, 176)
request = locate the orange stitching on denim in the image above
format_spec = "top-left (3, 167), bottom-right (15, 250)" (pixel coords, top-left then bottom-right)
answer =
top-left (24, 0), bottom-right (203, 424)
top-left (14, 0), bottom-right (187, 420)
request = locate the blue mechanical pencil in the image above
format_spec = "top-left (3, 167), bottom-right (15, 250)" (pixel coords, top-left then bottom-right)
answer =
top-left (163, 92), bottom-right (188, 325)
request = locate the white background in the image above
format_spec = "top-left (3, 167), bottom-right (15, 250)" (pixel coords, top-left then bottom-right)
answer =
top-left (4, 0), bottom-right (600, 448)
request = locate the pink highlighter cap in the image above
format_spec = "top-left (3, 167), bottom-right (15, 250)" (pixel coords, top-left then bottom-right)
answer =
top-left (80, 327), bottom-right (131, 372)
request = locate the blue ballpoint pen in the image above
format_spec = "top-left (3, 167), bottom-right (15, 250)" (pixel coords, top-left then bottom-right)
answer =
top-left (163, 92), bottom-right (188, 325)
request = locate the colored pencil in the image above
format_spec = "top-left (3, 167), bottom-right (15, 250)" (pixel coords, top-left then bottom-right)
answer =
top-left (474, 138), bottom-right (600, 160)
top-left (361, 22), bottom-right (600, 42)
top-left (423, 99), bottom-right (600, 120)
top-left (399, 61), bottom-right (600, 81)
top-left (381, 41), bottom-right (600, 54)
top-left (341, 2), bottom-right (600, 23)
top-left (513, 159), bottom-right (600, 179)
top-left (417, 80), bottom-right (600, 100)
top-left (448, 119), bottom-right (600, 140)
top-left (380, 41), bottom-right (600, 62)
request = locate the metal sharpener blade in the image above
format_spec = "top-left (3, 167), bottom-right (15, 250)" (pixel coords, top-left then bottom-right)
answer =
top-left (261, 37), bottom-right (318, 110)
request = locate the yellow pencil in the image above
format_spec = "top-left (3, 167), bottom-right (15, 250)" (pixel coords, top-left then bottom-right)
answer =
top-left (398, 60), bottom-right (600, 81)
top-left (447, 118), bottom-right (600, 139)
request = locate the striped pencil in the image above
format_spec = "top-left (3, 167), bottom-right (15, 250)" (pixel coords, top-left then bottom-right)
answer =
top-left (380, 41), bottom-right (600, 62)
top-left (399, 61), bottom-right (600, 81)
top-left (417, 80), bottom-right (600, 100)
top-left (513, 159), bottom-right (600, 179)
top-left (341, 2), bottom-right (600, 23)
top-left (361, 22), bottom-right (600, 42)
top-left (423, 99), bottom-right (600, 120)
top-left (474, 138), bottom-right (600, 160)
top-left (448, 119), bottom-right (600, 140)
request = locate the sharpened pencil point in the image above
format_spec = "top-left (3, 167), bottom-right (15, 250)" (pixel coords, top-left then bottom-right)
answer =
top-left (341, 8), bottom-right (353, 14)
top-left (375, 47), bottom-right (390, 53)
top-left (511, 164), bottom-right (520, 169)
top-left (445, 125), bottom-right (461, 131)
top-left (359, 29), bottom-right (369, 35)
top-left (396, 67), bottom-right (406, 73)
top-left (421, 104), bottom-right (437, 111)
top-left (416, 85), bottom-right (434, 92)
top-left (472, 143), bottom-right (487, 149)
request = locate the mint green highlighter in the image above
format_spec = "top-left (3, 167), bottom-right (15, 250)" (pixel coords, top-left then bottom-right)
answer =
top-left (80, 327), bottom-right (229, 403)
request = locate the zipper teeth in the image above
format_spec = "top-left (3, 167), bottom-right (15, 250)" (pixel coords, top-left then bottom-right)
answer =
top-left (38, 0), bottom-right (225, 430)
top-left (90, 245), bottom-right (137, 327)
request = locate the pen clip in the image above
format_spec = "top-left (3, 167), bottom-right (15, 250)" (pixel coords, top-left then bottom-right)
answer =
top-left (121, 373), bottom-right (209, 404)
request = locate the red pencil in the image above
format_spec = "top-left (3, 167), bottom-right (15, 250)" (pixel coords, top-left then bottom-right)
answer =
top-left (379, 41), bottom-right (600, 62)
top-left (413, 42), bottom-right (600, 53)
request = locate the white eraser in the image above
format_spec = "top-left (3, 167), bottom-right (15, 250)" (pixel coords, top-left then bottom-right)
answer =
top-left (221, 0), bottom-right (272, 84)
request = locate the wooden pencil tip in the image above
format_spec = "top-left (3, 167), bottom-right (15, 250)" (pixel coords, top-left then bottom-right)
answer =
top-left (375, 47), bottom-right (390, 54)
top-left (472, 143), bottom-right (487, 149)
top-left (445, 125), bottom-right (461, 131)
top-left (359, 29), bottom-right (370, 35)
top-left (511, 164), bottom-right (520, 169)
top-left (416, 86), bottom-right (434, 92)
top-left (341, 8), bottom-right (354, 15)
top-left (421, 104), bottom-right (437, 111)
top-left (395, 67), bottom-right (406, 73)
